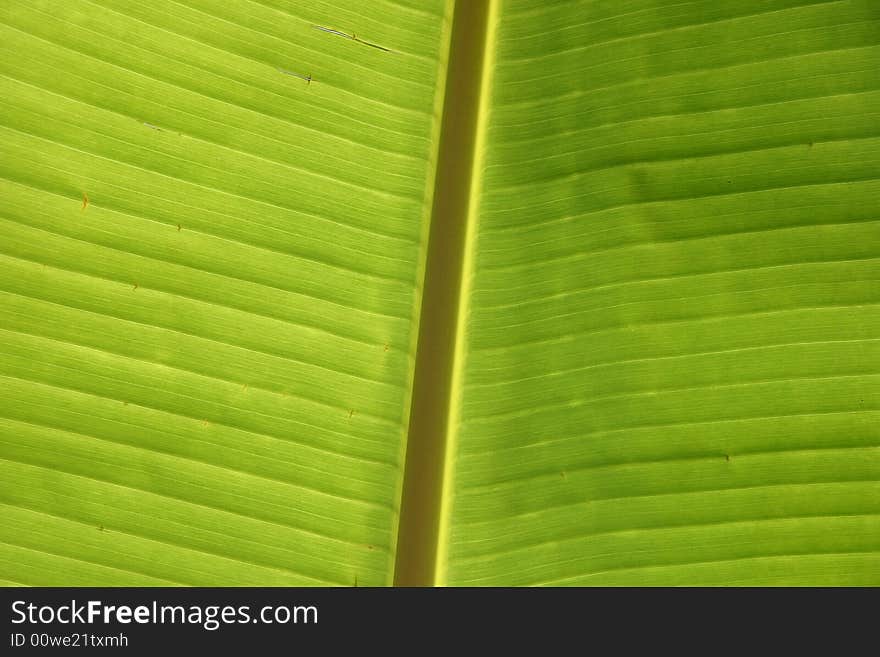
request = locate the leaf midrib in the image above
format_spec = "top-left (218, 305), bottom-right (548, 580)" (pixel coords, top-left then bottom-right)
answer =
top-left (393, 0), bottom-right (495, 586)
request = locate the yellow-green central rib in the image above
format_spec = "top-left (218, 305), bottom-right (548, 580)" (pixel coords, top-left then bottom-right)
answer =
top-left (393, 0), bottom-right (495, 587)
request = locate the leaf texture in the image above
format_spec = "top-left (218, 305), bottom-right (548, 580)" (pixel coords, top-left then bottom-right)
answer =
top-left (2, 0), bottom-right (879, 588)
top-left (0, 0), bottom-right (453, 586)
top-left (439, 0), bottom-right (880, 585)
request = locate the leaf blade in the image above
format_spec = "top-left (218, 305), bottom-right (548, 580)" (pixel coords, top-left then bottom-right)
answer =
top-left (440, 0), bottom-right (880, 586)
top-left (0, 0), bottom-right (454, 586)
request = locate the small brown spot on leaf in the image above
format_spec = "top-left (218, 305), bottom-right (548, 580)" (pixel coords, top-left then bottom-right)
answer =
top-left (348, 409), bottom-right (354, 419)
top-left (724, 454), bottom-right (730, 462)
top-left (177, 224), bottom-right (181, 231)
top-left (132, 283), bottom-right (138, 291)
top-left (81, 192), bottom-right (89, 212)
top-left (278, 68), bottom-right (312, 84)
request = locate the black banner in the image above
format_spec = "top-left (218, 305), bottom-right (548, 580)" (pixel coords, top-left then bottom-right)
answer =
top-left (0, 587), bottom-right (873, 653)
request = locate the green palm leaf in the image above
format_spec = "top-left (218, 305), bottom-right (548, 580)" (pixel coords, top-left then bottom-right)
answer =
top-left (0, 0), bottom-right (453, 586)
top-left (437, 0), bottom-right (880, 585)
top-left (1, 0), bottom-right (877, 586)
